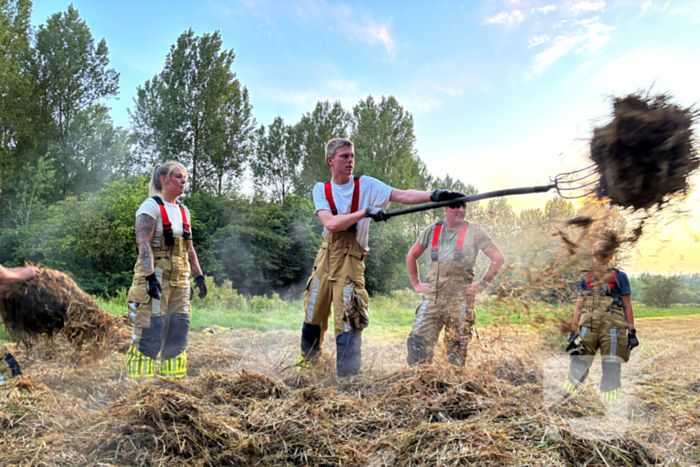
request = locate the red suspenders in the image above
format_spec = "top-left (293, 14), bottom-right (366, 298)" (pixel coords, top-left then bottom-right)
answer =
top-left (324, 177), bottom-right (360, 233)
top-left (431, 222), bottom-right (468, 262)
top-left (152, 196), bottom-right (191, 246)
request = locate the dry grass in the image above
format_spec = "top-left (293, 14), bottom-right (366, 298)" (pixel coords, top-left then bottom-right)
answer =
top-left (0, 315), bottom-right (697, 466)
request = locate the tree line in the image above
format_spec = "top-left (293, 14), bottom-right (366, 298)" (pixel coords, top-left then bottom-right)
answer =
top-left (1, 2), bottom-right (695, 306)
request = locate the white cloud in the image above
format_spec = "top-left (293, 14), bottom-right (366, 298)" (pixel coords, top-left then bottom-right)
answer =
top-left (529, 34), bottom-right (551, 47)
top-left (641, 1), bottom-right (652, 13)
top-left (535, 5), bottom-right (557, 13)
top-left (569, 1), bottom-right (606, 13)
top-left (292, 0), bottom-right (397, 53)
top-left (527, 19), bottom-right (614, 77)
top-left (662, 1), bottom-right (671, 12)
top-left (486, 10), bottom-right (525, 25)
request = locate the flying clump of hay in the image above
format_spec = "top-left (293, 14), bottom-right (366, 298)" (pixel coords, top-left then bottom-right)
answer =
top-left (0, 267), bottom-right (117, 350)
top-left (591, 92), bottom-right (699, 211)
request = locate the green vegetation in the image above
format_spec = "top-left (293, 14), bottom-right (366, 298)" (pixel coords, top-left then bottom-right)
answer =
top-left (92, 280), bottom-right (700, 342)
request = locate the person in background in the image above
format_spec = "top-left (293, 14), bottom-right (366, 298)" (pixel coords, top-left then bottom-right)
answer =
top-left (125, 161), bottom-right (208, 378)
top-left (405, 201), bottom-right (504, 366)
top-left (564, 242), bottom-right (639, 401)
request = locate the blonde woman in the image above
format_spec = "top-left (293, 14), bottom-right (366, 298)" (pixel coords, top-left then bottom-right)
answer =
top-left (125, 161), bottom-right (207, 378)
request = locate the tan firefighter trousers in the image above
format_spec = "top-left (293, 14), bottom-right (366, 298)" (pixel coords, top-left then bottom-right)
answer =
top-left (300, 230), bottom-right (370, 376)
top-left (407, 260), bottom-right (475, 366)
top-left (126, 236), bottom-right (192, 378)
top-left (565, 295), bottom-right (630, 401)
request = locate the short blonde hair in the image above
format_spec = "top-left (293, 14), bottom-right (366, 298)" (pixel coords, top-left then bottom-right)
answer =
top-left (149, 161), bottom-right (188, 197)
top-left (325, 138), bottom-right (353, 164)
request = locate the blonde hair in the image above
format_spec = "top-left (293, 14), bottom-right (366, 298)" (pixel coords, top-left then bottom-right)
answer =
top-left (325, 138), bottom-right (353, 165)
top-left (149, 161), bottom-right (187, 197)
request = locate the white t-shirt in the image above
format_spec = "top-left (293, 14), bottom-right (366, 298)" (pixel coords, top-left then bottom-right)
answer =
top-left (135, 197), bottom-right (192, 248)
top-left (313, 175), bottom-right (394, 251)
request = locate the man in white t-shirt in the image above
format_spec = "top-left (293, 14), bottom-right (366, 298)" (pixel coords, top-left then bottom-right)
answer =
top-left (299, 138), bottom-right (465, 376)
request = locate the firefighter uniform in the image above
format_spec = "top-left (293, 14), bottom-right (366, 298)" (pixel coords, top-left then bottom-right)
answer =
top-left (565, 269), bottom-right (631, 401)
top-left (407, 221), bottom-right (493, 366)
top-left (300, 176), bottom-right (389, 377)
top-left (125, 196), bottom-right (192, 378)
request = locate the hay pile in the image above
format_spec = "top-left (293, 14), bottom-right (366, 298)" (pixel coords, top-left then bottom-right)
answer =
top-left (591, 92), bottom-right (699, 210)
top-left (0, 321), bottom-right (697, 466)
top-left (0, 268), bottom-right (116, 350)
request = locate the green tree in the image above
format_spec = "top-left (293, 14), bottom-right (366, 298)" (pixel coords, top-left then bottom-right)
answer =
top-left (352, 95), bottom-right (424, 190)
top-left (294, 100), bottom-right (351, 196)
top-left (251, 116), bottom-right (301, 203)
top-left (31, 4), bottom-right (120, 196)
top-left (209, 86), bottom-right (255, 196)
top-left (0, 0), bottom-right (34, 170)
top-left (640, 273), bottom-right (684, 308)
top-left (5, 154), bottom-right (55, 228)
top-left (131, 29), bottom-right (252, 194)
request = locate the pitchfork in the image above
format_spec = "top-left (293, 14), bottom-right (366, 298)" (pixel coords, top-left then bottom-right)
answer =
top-left (383, 164), bottom-right (600, 220)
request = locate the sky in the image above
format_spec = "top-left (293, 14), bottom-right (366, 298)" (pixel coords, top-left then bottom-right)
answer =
top-left (32, 0), bottom-right (700, 275)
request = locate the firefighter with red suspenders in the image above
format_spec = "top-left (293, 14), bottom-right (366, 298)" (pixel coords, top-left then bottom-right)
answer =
top-left (125, 161), bottom-right (208, 378)
top-left (299, 138), bottom-right (465, 377)
top-left (564, 242), bottom-right (639, 401)
top-left (406, 201), bottom-right (505, 366)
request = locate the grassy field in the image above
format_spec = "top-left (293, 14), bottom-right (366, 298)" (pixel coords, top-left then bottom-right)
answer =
top-left (4, 276), bottom-right (699, 343)
top-left (92, 278), bottom-right (700, 340)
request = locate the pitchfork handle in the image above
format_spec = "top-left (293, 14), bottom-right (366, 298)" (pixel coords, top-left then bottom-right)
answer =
top-left (383, 184), bottom-right (557, 220)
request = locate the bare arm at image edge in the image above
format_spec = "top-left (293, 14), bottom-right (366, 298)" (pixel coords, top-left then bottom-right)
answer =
top-left (0, 264), bottom-right (39, 283)
top-left (135, 214), bottom-right (157, 276)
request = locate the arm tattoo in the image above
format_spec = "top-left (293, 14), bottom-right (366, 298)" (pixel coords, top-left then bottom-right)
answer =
top-left (135, 214), bottom-right (156, 276)
top-left (188, 243), bottom-right (203, 277)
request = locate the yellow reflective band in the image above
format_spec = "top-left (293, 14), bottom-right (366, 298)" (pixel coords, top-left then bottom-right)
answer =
top-left (126, 347), bottom-right (156, 378)
top-left (601, 387), bottom-right (621, 401)
top-left (160, 352), bottom-right (187, 378)
top-left (564, 378), bottom-right (580, 394)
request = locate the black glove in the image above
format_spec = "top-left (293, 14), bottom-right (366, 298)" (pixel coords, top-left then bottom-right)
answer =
top-left (145, 273), bottom-right (162, 300)
top-left (194, 275), bottom-right (207, 299)
top-left (567, 332), bottom-right (577, 343)
top-left (628, 329), bottom-right (639, 350)
top-left (430, 190), bottom-right (466, 207)
top-left (365, 207), bottom-right (388, 222)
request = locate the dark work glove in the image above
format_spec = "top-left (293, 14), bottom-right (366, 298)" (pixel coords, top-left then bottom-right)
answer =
top-left (567, 332), bottom-right (577, 343)
top-left (145, 273), bottom-right (162, 300)
top-left (365, 207), bottom-right (389, 222)
top-left (194, 275), bottom-right (207, 299)
top-left (430, 190), bottom-right (466, 207)
top-left (628, 329), bottom-right (639, 350)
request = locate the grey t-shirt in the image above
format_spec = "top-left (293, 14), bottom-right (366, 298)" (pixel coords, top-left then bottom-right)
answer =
top-left (416, 221), bottom-right (493, 275)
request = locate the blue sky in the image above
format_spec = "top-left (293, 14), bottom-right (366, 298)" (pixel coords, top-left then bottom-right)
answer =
top-left (32, 0), bottom-right (700, 273)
